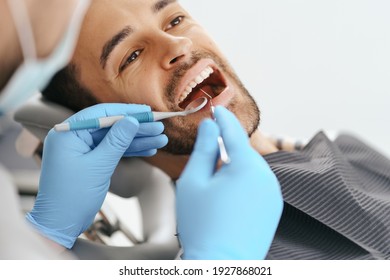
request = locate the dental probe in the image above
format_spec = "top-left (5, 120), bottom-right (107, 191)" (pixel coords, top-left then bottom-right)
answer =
top-left (54, 97), bottom-right (207, 132)
top-left (200, 89), bottom-right (231, 164)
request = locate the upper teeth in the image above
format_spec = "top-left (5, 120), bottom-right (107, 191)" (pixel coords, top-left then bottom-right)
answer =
top-left (178, 66), bottom-right (214, 103)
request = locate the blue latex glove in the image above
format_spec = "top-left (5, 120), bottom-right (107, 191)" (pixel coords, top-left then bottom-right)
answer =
top-left (176, 107), bottom-right (283, 260)
top-left (26, 103), bottom-right (168, 249)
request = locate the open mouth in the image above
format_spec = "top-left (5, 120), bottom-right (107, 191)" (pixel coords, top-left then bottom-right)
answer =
top-left (178, 66), bottom-right (227, 110)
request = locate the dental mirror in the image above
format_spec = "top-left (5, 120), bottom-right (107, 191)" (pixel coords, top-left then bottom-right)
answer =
top-left (183, 96), bottom-right (208, 113)
top-left (152, 97), bottom-right (208, 121)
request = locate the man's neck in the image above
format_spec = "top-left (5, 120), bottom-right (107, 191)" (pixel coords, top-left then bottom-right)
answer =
top-left (143, 129), bottom-right (278, 180)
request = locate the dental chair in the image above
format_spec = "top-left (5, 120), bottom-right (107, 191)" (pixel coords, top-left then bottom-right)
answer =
top-left (13, 94), bottom-right (180, 260)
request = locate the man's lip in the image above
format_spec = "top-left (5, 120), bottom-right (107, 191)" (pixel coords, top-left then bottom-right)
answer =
top-left (175, 58), bottom-right (219, 104)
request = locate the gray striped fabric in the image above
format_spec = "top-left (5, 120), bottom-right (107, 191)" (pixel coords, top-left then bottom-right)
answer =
top-left (264, 131), bottom-right (390, 259)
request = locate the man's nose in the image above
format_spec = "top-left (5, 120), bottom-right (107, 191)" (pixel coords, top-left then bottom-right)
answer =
top-left (158, 34), bottom-right (193, 70)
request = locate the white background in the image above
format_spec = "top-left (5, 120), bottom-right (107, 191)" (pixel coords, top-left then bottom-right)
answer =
top-left (181, 0), bottom-right (390, 157)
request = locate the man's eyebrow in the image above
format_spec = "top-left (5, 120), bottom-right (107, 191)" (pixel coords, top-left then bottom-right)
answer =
top-left (153, 0), bottom-right (177, 13)
top-left (100, 26), bottom-right (133, 69)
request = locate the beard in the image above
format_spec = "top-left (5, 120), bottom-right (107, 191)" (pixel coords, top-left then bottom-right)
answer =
top-left (161, 50), bottom-right (260, 155)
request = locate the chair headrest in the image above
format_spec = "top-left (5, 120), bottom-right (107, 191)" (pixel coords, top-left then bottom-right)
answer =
top-left (14, 94), bottom-right (74, 142)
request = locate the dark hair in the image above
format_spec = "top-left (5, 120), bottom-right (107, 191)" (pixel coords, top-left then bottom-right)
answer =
top-left (42, 64), bottom-right (98, 112)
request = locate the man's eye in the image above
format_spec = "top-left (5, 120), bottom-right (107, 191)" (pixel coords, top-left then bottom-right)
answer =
top-left (120, 50), bottom-right (141, 72)
top-left (166, 16), bottom-right (184, 30)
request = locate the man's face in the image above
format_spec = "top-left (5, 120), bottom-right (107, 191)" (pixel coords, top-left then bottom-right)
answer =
top-left (73, 0), bottom-right (260, 154)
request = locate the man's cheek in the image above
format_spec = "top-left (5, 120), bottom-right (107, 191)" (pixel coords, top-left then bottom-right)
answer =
top-left (191, 31), bottom-right (224, 57)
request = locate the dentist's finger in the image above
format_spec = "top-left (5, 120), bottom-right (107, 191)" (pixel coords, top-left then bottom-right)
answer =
top-left (92, 116), bottom-right (139, 161)
top-left (179, 119), bottom-right (220, 186)
top-left (91, 122), bottom-right (165, 147)
top-left (123, 134), bottom-right (168, 156)
top-left (213, 106), bottom-right (252, 156)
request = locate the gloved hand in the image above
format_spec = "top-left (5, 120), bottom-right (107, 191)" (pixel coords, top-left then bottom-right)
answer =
top-left (26, 103), bottom-right (168, 249)
top-left (176, 107), bottom-right (283, 260)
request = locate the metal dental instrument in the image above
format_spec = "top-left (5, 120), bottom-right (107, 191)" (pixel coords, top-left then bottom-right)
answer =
top-left (54, 97), bottom-right (208, 132)
top-left (200, 89), bottom-right (231, 164)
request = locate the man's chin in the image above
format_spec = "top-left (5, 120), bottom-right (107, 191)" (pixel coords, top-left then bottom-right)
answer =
top-left (161, 137), bottom-right (195, 156)
top-left (161, 104), bottom-right (260, 156)
top-left (160, 118), bottom-right (198, 155)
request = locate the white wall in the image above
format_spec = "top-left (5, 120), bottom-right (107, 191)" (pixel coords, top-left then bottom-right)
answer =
top-left (181, 0), bottom-right (390, 157)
